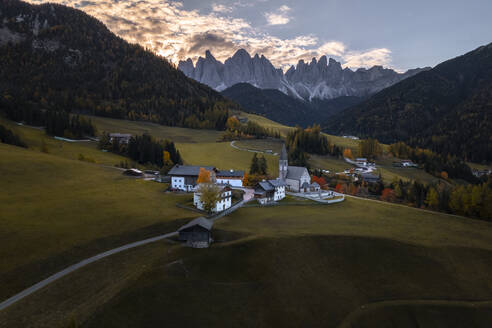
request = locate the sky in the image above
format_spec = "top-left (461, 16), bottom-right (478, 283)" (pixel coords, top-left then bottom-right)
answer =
top-left (27, 0), bottom-right (492, 71)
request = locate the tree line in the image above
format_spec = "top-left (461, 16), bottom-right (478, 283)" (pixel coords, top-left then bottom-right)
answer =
top-left (98, 133), bottom-right (182, 170)
top-left (389, 141), bottom-right (477, 183)
top-left (221, 116), bottom-right (281, 141)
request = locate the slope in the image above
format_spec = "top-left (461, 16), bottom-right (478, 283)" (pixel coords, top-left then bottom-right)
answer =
top-left (0, 0), bottom-right (238, 129)
top-left (324, 42), bottom-right (492, 163)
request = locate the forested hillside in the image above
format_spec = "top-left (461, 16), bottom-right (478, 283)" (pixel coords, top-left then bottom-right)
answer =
top-left (0, 0), bottom-right (239, 130)
top-left (324, 43), bottom-right (492, 163)
top-left (222, 83), bottom-right (362, 127)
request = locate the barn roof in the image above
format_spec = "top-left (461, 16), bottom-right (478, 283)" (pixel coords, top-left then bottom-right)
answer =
top-left (286, 166), bottom-right (308, 180)
top-left (178, 217), bottom-right (213, 232)
top-left (168, 165), bottom-right (214, 176)
top-left (216, 169), bottom-right (244, 177)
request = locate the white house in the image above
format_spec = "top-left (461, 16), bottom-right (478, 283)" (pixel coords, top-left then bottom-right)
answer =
top-left (254, 179), bottom-right (286, 204)
top-left (215, 169), bottom-right (244, 187)
top-left (279, 145), bottom-right (310, 192)
top-left (194, 184), bottom-right (232, 213)
top-left (168, 165), bottom-right (215, 192)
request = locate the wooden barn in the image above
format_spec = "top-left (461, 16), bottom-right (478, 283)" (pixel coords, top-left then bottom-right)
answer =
top-left (178, 217), bottom-right (214, 248)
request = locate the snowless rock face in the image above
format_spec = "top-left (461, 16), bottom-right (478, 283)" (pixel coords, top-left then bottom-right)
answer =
top-left (178, 49), bottom-right (429, 100)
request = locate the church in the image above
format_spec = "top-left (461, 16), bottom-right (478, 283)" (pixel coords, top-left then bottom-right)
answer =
top-left (279, 144), bottom-right (310, 192)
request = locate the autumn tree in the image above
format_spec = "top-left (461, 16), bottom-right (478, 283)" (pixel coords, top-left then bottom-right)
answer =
top-left (440, 171), bottom-right (449, 180)
top-left (380, 188), bottom-right (396, 202)
top-left (343, 148), bottom-right (354, 159)
top-left (242, 173), bottom-right (250, 186)
top-left (198, 183), bottom-right (221, 213)
top-left (359, 138), bottom-right (383, 160)
top-left (425, 186), bottom-right (439, 209)
top-left (197, 167), bottom-right (211, 184)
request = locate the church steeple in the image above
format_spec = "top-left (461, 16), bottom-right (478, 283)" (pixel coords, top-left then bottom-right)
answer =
top-left (279, 144), bottom-right (288, 180)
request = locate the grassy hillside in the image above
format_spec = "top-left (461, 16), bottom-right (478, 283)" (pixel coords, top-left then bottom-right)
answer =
top-left (0, 143), bottom-right (199, 300)
top-left (2, 198), bottom-right (492, 327)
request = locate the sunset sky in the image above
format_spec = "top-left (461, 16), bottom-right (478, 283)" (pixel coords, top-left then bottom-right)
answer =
top-left (27, 0), bottom-right (492, 71)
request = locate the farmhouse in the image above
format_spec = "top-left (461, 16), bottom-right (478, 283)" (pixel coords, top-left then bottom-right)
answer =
top-left (168, 165), bottom-right (215, 192)
top-left (279, 145), bottom-right (310, 192)
top-left (178, 217), bottom-right (213, 248)
top-left (194, 184), bottom-right (232, 213)
top-left (215, 169), bottom-right (244, 187)
top-left (255, 179), bottom-right (286, 204)
top-left (109, 133), bottom-right (132, 144)
top-left (361, 172), bottom-right (381, 184)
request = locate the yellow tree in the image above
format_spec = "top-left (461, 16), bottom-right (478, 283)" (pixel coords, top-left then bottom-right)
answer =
top-left (425, 187), bottom-right (439, 209)
top-left (343, 148), bottom-right (353, 159)
top-left (162, 151), bottom-right (173, 166)
top-left (198, 183), bottom-right (221, 213)
top-left (197, 167), bottom-right (211, 184)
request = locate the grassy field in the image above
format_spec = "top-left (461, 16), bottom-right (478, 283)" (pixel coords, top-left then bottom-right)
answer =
top-left (2, 197), bottom-right (492, 327)
top-left (0, 143), bottom-right (199, 300)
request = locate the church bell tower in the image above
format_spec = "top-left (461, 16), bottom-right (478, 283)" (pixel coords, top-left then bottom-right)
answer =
top-left (279, 144), bottom-right (288, 180)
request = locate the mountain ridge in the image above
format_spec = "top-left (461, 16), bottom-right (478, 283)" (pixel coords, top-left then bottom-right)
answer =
top-left (179, 49), bottom-right (430, 101)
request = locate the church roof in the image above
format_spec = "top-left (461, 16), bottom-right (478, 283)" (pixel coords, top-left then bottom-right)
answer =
top-left (280, 144), bottom-right (288, 161)
top-left (286, 166), bottom-right (308, 180)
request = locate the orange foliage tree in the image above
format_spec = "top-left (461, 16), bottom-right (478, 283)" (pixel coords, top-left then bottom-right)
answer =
top-left (380, 188), bottom-right (396, 202)
top-left (196, 167), bottom-right (211, 184)
top-left (312, 175), bottom-right (327, 186)
top-left (343, 148), bottom-right (353, 159)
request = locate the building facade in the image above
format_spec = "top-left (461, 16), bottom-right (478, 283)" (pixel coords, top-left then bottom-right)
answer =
top-left (215, 169), bottom-right (244, 187)
top-left (194, 184), bottom-right (232, 213)
top-left (168, 165), bottom-right (215, 191)
top-left (254, 179), bottom-right (286, 204)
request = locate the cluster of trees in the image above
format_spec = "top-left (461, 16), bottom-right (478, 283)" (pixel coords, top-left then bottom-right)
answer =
top-left (1, 1), bottom-right (240, 132)
top-left (249, 153), bottom-right (268, 175)
top-left (45, 112), bottom-right (96, 138)
top-left (286, 125), bottom-right (343, 167)
top-left (0, 124), bottom-right (26, 148)
top-left (358, 138), bottom-right (383, 160)
top-left (389, 141), bottom-right (477, 183)
top-left (0, 102), bottom-right (97, 139)
top-left (221, 117), bottom-right (280, 140)
top-left (99, 133), bottom-right (182, 170)
top-left (321, 169), bottom-right (492, 220)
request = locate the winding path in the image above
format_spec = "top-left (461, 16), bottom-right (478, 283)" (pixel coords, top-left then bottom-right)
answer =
top-left (230, 141), bottom-right (278, 156)
top-left (0, 193), bottom-right (252, 311)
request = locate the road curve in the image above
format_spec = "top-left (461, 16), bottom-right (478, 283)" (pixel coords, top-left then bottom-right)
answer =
top-left (0, 231), bottom-right (177, 311)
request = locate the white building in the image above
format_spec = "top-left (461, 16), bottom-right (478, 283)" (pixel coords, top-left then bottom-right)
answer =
top-left (279, 145), bottom-right (310, 192)
top-left (194, 184), bottom-right (232, 213)
top-left (215, 169), bottom-right (244, 187)
top-left (168, 165), bottom-right (215, 192)
top-left (254, 179), bottom-right (286, 204)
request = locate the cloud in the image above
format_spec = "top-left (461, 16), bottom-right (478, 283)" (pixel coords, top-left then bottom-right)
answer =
top-left (265, 5), bottom-right (291, 25)
top-left (211, 3), bottom-right (233, 13)
top-left (25, 0), bottom-right (393, 70)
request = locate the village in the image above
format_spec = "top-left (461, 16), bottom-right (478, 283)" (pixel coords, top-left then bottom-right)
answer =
top-left (163, 144), bottom-right (345, 248)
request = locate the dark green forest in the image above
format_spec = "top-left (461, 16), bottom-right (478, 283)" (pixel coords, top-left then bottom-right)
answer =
top-left (324, 43), bottom-right (492, 163)
top-left (0, 0), bottom-right (239, 131)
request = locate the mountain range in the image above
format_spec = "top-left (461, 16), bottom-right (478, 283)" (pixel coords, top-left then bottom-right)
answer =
top-left (178, 49), bottom-right (430, 101)
top-left (324, 42), bottom-right (492, 163)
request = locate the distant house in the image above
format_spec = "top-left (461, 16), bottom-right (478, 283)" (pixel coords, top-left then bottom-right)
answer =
top-left (215, 169), bottom-right (244, 187)
top-left (401, 160), bottom-right (418, 168)
top-left (361, 172), bottom-right (380, 184)
top-left (109, 133), bottom-right (132, 144)
top-left (473, 169), bottom-right (492, 178)
top-left (178, 217), bottom-right (213, 248)
top-left (168, 165), bottom-right (215, 192)
top-left (255, 179), bottom-right (286, 204)
top-left (194, 184), bottom-right (232, 213)
top-left (279, 145), bottom-right (310, 192)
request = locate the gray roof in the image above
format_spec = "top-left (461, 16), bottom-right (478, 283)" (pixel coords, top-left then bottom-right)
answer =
top-left (258, 181), bottom-right (274, 191)
top-left (109, 133), bottom-right (132, 138)
top-left (286, 166), bottom-right (308, 180)
top-left (301, 181), bottom-right (310, 188)
top-left (361, 173), bottom-right (380, 181)
top-left (178, 217), bottom-right (213, 232)
top-left (216, 169), bottom-right (244, 178)
top-left (268, 179), bottom-right (285, 187)
top-left (312, 182), bottom-right (320, 187)
top-left (168, 165), bottom-right (214, 176)
top-left (280, 144), bottom-right (288, 161)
